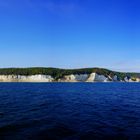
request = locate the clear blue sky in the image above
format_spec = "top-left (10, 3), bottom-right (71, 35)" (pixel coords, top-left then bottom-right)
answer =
top-left (0, 0), bottom-right (140, 72)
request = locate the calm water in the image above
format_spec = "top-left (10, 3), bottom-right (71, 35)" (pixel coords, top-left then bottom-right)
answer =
top-left (0, 83), bottom-right (140, 140)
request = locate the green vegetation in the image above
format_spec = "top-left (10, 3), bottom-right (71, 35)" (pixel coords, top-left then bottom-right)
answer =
top-left (0, 67), bottom-right (140, 80)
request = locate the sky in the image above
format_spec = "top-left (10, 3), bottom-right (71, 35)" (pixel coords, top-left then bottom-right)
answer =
top-left (0, 0), bottom-right (140, 72)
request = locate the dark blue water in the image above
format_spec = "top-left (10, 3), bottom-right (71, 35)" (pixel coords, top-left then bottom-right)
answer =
top-left (0, 83), bottom-right (140, 140)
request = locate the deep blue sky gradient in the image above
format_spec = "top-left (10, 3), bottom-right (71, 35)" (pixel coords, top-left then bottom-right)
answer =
top-left (0, 0), bottom-right (140, 72)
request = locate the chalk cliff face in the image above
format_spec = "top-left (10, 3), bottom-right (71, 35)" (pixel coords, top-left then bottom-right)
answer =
top-left (136, 78), bottom-right (140, 82)
top-left (63, 74), bottom-right (89, 82)
top-left (87, 73), bottom-right (108, 82)
top-left (58, 73), bottom-right (108, 82)
top-left (124, 76), bottom-right (140, 82)
top-left (0, 73), bottom-right (139, 82)
top-left (0, 75), bottom-right (54, 82)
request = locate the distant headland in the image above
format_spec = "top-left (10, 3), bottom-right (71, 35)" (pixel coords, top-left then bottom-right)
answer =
top-left (0, 67), bottom-right (140, 82)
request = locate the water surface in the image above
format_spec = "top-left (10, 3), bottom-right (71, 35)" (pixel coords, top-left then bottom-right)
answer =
top-left (0, 83), bottom-right (140, 140)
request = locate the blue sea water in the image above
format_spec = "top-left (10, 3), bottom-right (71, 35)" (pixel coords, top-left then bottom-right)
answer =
top-left (0, 83), bottom-right (140, 140)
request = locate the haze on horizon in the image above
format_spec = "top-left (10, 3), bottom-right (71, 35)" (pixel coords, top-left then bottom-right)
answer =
top-left (0, 0), bottom-right (140, 72)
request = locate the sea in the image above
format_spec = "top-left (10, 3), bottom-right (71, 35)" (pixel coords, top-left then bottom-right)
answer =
top-left (0, 83), bottom-right (140, 140)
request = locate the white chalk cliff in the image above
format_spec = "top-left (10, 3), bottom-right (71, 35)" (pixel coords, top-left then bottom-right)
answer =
top-left (87, 73), bottom-right (108, 82)
top-left (63, 74), bottom-right (89, 82)
top-left (0, 75), bottom-right (54, 82)
top-left (0, 73), bottom-right (139, 82)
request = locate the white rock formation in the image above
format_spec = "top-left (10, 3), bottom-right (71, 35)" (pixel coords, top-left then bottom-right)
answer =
top-left (124, 77), bottom-right (136, 82)
top-left (64, 74), bottom-right (77, 82)
top-left (124, 77), bottom-right (129, 82)
top-left (0, 73), bottom-right (139, 82)
top-left (64, 74), bottom-right (89, 82)
top-left (87, 73), bottom-right (108, 82)
top-left (0, 75), bottom-right (54, 82)
top-left (136, 78), bottom-right (140, 82)
top-left (113, 75), bottom-right (118, 81)
top-left (75, 74), bottom-right (89, 81)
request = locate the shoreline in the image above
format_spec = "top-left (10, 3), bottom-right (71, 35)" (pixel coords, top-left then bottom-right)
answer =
top-left (0, 81), bottom-right (139, 83)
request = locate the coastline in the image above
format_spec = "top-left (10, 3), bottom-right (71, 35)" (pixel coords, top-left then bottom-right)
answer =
top-left (0, 67), bottom-right (140, 82)
top-left (0, 73), bottom-right (140, 82)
